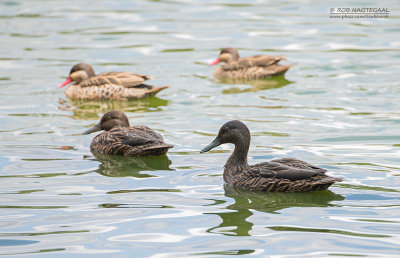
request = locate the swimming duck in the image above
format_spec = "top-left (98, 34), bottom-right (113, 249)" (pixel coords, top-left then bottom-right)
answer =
top-left (210, 48), bottom-right (294, 80)
top-left (83, 111), bottom-right (173, 156)
top-left (58, 63), bottom-right (168, 100)
top-left (200, 120), bottom-right (342, 192)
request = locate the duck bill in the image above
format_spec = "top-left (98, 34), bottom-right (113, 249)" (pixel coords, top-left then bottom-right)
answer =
top-left (58, 77), bottom-right (72, 88)
top-left (209, 59), bottom-right (220, 66)
top-left (82, 123), bottom-right (102, 135)
top-left (200, 137), bottom-right (221, 153)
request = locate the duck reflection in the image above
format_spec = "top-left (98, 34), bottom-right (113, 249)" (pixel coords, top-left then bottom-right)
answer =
top-left (92, 153), bottom-right (172, 178)
top-left (58, 97), bottom-right (169, 120)
top-left (207, 185), bottom-right (344, 236)
top-left (220, 76), bottom-right (292, 94)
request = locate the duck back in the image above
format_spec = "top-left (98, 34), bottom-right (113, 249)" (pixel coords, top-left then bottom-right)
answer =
top-left (65, 84), bottom-right (168, 100)
top-left (90, 126), bottom-right (173, 156)
top-left (224, 158), bottom-right (342, 192)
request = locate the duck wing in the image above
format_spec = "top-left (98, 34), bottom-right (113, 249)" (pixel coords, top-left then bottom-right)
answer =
top-left (271, 158), bottom-right (327, 172)
top-left (249, 158), bottom-right (325, 181)
top-left (127, 126), bottom-right (165, 142)
top-left (80, 72), bottom-right (151, 88)
top-left (90, 126), bottom-right (172, 156)
top-left (243, 55), bottom-right (286, 67)
top-left (121, 134), bottom-right (152, 147)
top-left (222, 55), bottom-right (286, 71)
top-left (97, 127), bottom-right (159, 148)
top-left (124, 126), bottom-right (173, 156)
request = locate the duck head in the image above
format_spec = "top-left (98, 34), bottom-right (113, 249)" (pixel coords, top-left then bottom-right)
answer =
top-left (209, 48), bottom-right (240, 65)
top-left (83, 111), bottom-right (130, 134)
top-left (200, 120), bottom-right (250, 153)
top-left (58, 63), bottom-right (96, 88)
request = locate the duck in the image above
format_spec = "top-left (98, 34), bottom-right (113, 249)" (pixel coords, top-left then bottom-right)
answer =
top-left (210, 48), bottom-right (294, 80)
top-left (83, 110), bottom-right (173, 156)
top-left (58, 63), bottom-right (168, 100)
top-left (200, 120), bottom-right (342, 192)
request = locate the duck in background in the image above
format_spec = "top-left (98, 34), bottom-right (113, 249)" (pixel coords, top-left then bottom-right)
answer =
top-left (200, 120), bottom-right (342, 192)
top-left (210, 48), bottom-right (294, 80)
top-left (83, 111), bottom-right (173, 156)
top-left (58, 63), bottom-right (168, 100)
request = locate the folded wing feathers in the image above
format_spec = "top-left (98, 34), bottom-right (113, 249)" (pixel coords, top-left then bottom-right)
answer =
top-left (222, 55), bottom-right (287, 71)
top-left (249, 159), bottom-right (327, 181)
top-left (80, 72), bottom-right (151, 88)
top-left (250, 55), bottom-right (287, 67)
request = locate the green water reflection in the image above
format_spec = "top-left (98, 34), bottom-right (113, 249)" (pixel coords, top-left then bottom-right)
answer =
top-left (268, 226), bottom-right (390, 238)
top-left (220, 76), bottom-right (292, 94)
top-left (207, 186), bottom-right (344, 236)
top-left (194, 249), bottom-right (255, 256)
top-left (59, 97), bottom-right (169, 120)
top-left (93, 153), bottom-right (172, 178)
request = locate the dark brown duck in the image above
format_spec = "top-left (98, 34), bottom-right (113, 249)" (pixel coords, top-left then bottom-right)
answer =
top-left (210, 48), bottom-right (294, 80)
top-left (58, 63), bottom-right (168, 100)
top-left (200, 120), bottom-right (342, 192)
top-left (83, 111), bottom-right (173, 156)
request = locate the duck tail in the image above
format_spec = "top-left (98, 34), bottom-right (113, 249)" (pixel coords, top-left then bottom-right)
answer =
top-left (273, 64), bottom-right (295, 76)
top-left (281, 63), bottom-right (295, 71)
top-left (141, 144), bottom-right (174, 156)
top-left (310, 176), bottom-right (342, 191)
top-left (145, 85), bottom-right (169, 97)
top-left (326, 175), bottom-right (342, 182)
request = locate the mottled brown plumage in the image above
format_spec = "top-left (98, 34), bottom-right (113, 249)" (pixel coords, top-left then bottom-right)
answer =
top-left (200, 120), bottom-right (342, 192)
top-left (210, 48), bottom-right (294, 80)
top-left (83, 111), bottom-right (173, 156)
top-left (58, 63), bottom-right (168, 100)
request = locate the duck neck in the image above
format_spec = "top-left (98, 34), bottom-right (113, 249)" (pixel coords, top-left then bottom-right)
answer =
top-left (225, 141), bottom-right (249, 169)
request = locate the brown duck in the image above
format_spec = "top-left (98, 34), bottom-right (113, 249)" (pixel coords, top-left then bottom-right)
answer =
top-left (210, 48), bottom-right (294, 80)
top-left (83, 111), bottom-right (173, 156)
top-left (58, 63), bottom-right (168, 100)
top-left (200, 120), bottom-right (342, 192)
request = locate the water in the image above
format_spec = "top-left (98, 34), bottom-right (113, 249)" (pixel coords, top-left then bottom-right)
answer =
top-left (1, 0), bottom-right (400, 257)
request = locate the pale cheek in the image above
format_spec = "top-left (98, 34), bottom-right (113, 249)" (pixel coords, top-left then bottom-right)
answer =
top-left (70, 71), bottom-right (88, 83)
